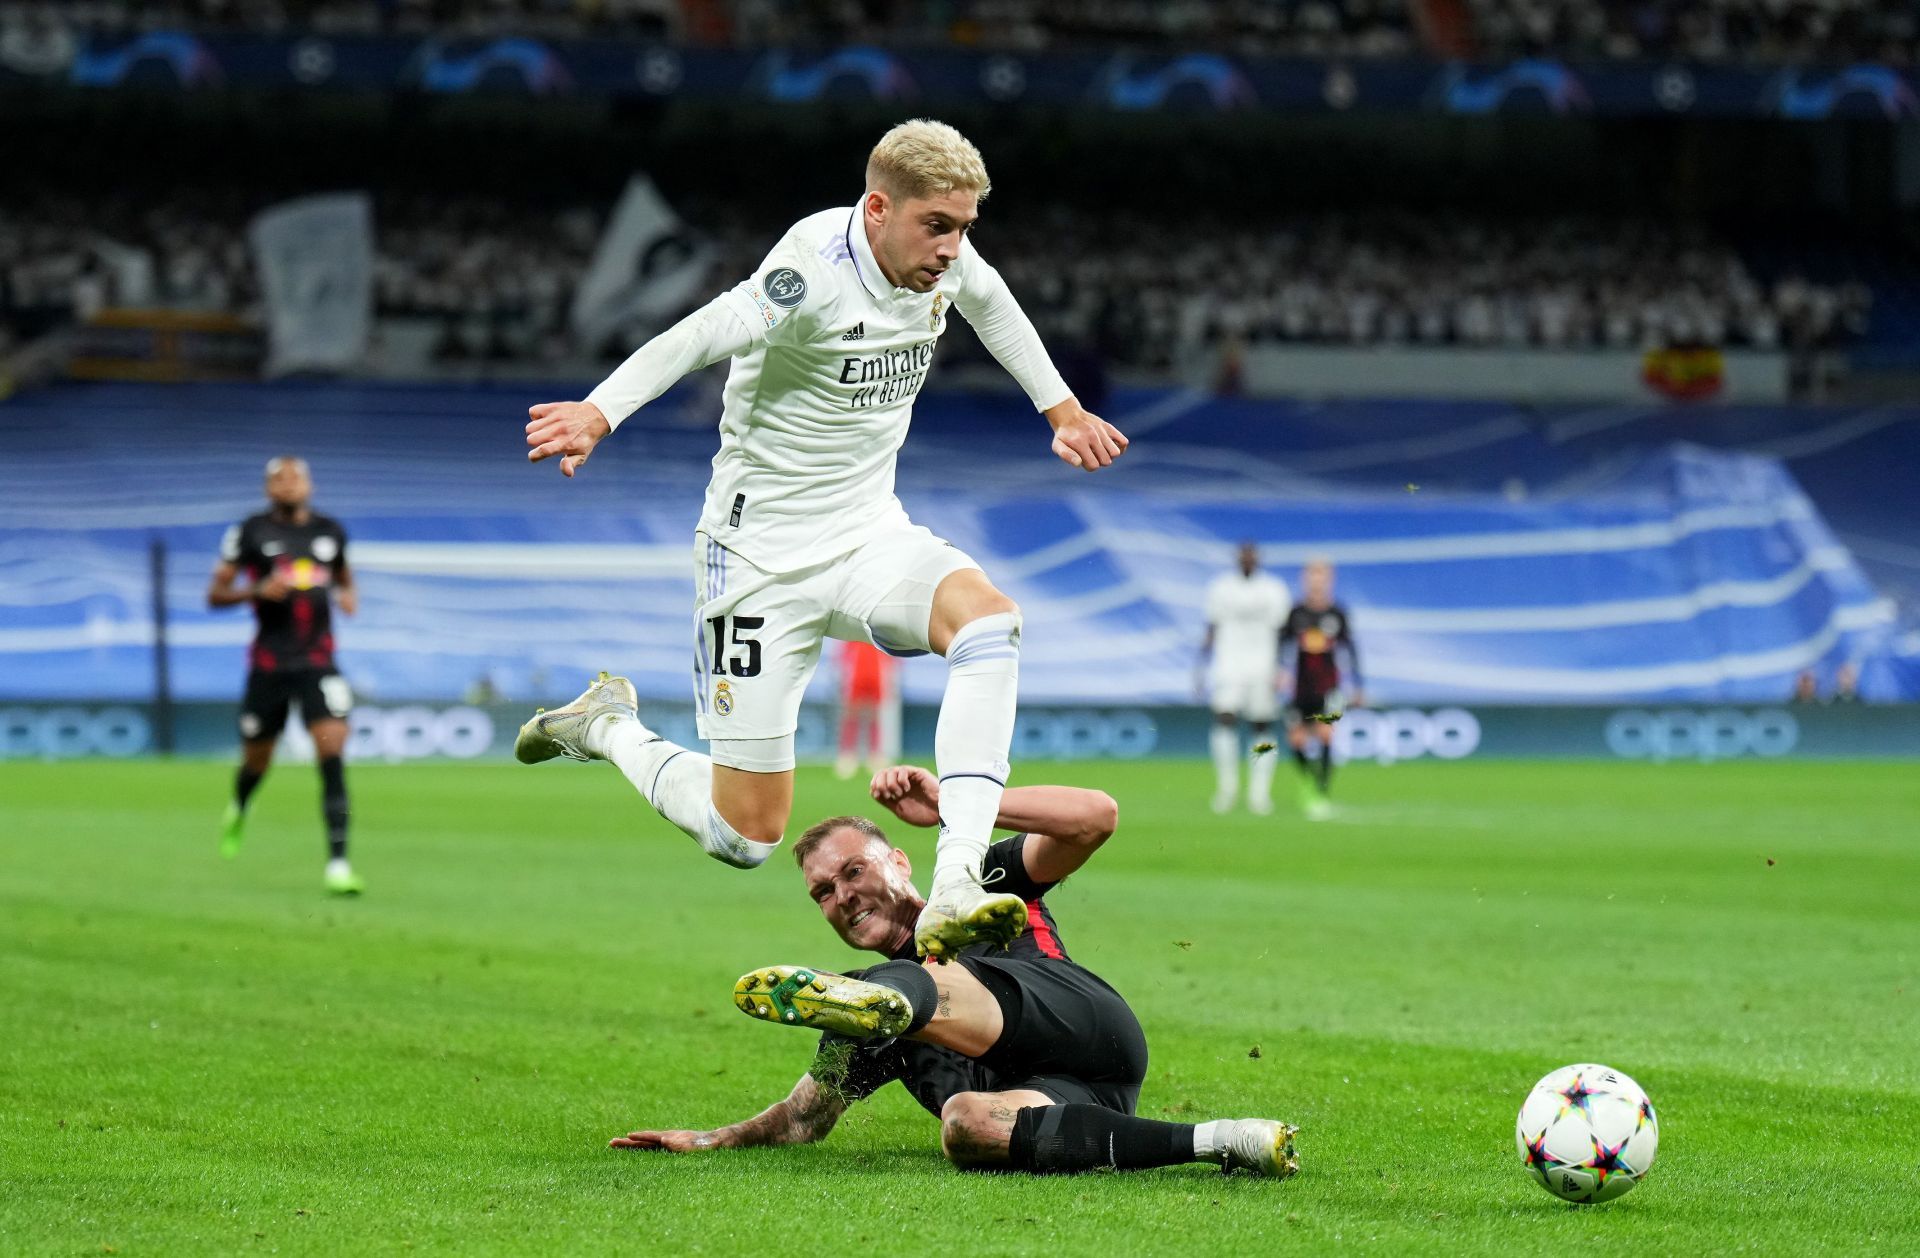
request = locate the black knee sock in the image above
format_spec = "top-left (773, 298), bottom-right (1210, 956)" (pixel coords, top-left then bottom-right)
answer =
top-left (1006, 1104), bottom-right (1197, 1173)
top-left (861, 958), bottom-right (938, 1034)
top-left (319, 756), bottom-right (349, 861)
top-left (234, 767), bottom-right (265, 812)
top-left (1291, 746), bottom-right (1311, 775)
top-left (1316, 744), bottom-right (1333, 793)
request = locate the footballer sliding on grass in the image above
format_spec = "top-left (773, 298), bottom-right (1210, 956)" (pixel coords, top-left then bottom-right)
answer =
top-left (610, 767), bottom-right (1299, 1177)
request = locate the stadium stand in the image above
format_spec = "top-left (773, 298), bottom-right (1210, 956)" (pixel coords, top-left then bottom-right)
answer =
top-left (0, 193), bottom-right (1871, 370)
top-left (10, 0), bottom-right (1913, 61)
top-left (2, 380), bottom-right (1912, 707)
top-left (1, 0), bottom-right (1420, 55)
top-left (1464, 0), bottom-right (1919, 65)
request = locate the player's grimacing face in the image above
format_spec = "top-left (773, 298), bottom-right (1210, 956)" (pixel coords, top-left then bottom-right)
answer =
top-left (803, 830), bottom-right (918, 952)
top-left (868, 188), bottom-right (978, 293)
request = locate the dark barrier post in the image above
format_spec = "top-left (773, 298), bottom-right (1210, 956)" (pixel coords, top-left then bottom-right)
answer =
top-left (150, 535), bottom-right (174, 754)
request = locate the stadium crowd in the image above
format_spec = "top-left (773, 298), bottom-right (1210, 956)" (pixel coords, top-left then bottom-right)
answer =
top-left (1466, 0), bottom-right (1918, 65)
top-left (2, 0), bottom-right (1912, 62)
top-left (1139, 213), bottom-right (1872, 358)
top-left (0, 193), bottom-right (1870, 367)
top-left (0, 0), bottom-right (1412, 52)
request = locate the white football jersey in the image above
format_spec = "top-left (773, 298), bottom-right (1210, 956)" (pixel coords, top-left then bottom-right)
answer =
top-left (1206, 570), bottom-right (1291, 678)
top-left (698, 204), bottom-right (1070, 574)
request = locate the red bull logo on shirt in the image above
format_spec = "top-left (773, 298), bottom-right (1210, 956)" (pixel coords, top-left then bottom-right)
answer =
top-left (276, 556), bottom-right (333, 591)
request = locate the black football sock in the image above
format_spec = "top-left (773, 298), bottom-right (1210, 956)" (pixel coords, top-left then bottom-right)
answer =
top-left (1007, 1104), bottom-right (1197, 1173)
top-left (1291, 746), bottom-right (1311, 775)
top-left (861, 958), bottom-right (938, 1034)
top-left (1316, 743), bottom-right (1333, 793)
top-left (319, 756), bottom-right (350, 861)
top-left (234, 766), bottom-right (265, 812)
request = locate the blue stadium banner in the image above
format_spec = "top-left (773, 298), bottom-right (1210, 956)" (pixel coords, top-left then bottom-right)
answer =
top-left (5, 702), bottom-right (1916, 762)
top-left (5, 32), bottom-right (1916, 120)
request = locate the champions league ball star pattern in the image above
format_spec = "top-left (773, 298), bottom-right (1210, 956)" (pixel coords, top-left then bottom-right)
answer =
top-left (1515, 1063), bottom-right (1660, 1203)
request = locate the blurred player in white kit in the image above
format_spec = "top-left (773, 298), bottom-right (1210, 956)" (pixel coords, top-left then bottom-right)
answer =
top-left (1197, 542), bottom-right (1291, 815)
top-left (514, 119), bottom-right (1128, 959)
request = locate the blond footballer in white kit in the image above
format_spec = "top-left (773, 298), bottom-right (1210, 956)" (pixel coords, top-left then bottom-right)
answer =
top-left (513, 120), bottom-right (1129, 960)
top-left (1198, 543), bottom-right (1291, 815)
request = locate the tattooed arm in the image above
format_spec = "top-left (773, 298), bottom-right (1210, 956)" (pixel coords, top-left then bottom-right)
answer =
top-left (609, 1073), bottom-right (848, 1151)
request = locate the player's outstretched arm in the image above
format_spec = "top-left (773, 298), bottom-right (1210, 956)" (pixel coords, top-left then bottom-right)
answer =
top-left (609, 1073), bottom-right (846, 1152)
top-left (1044, 397), bottom-right (1128, 472)
top-left (524, 401), bottom-right (611, 479)
top-left (871, 766), bottom-right (1117, 883)
top-left (951, 246), bottom-right (1127, 471)
top-left (527, 296), bottom-right (756, 479)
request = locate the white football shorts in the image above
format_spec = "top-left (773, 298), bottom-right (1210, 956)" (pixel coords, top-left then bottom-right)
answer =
top-left (692, 524), bottom-right (979, 743)
top-left (1210, 669), bottom-right (1280, 723)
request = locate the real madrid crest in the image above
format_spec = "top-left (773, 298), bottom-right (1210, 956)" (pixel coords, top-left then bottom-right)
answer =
top-left (713, 680), bottom-right (734, 716)
top-left (929, 294), bottom-right (945, 331)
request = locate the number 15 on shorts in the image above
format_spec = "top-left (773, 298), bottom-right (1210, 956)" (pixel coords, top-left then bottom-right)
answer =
top-left (707, 615), bottom-right (764, 677)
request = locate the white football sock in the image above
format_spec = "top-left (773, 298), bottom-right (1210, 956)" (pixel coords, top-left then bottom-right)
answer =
top-left (1248, 738), bottom-right (1277, 808)
top-left (933, 612), bottom-right (1021, 891)
top-left (597, 716), bottom-right (776, 869)
top-left (1210, 725), bottom-right (1240, 802)
top-left (1192, 1120), bottom-right (1228, 1162)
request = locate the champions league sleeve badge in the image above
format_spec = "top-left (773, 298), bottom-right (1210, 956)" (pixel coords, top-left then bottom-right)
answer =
top-left (762, 268), bottom-right (807, 309)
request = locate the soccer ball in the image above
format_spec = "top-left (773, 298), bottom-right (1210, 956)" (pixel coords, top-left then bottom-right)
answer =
top-left (1515, 1063), bottom-right (1659, 1203)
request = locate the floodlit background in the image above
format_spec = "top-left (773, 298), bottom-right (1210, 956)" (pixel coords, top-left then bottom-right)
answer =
top-left (2, 0), bottom-right (1917, 764)
top-left (3, 8), bottom-right (1920, 1257)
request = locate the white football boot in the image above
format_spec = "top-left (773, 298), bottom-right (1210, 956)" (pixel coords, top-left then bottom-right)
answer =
top-left (913, 871), bottom-right (1028, 961)
top-left (1219, 1119), bottom-right (1301, 1178)
top-left (514, 671), bottom-right (638, 764)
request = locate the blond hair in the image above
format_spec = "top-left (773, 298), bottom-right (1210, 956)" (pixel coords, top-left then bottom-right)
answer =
top-left (865, 119), bottom-right (991, 203)
top-left (792, 815), bottom-right (892, 869)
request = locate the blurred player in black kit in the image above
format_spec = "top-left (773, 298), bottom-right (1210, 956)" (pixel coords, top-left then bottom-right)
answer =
top-left (1282, 559), bottom-right (1362, 821)
top-left (207, 456), bottom-right (363, 895)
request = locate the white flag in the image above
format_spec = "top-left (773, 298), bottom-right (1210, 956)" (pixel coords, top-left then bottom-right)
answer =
top-left (570, 175), bottom-right (713, 351)
top-left (249, 193), bottom-right (374, 376)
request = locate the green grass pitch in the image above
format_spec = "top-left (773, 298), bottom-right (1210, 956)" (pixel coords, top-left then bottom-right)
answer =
top-left (3, 757), bottom-right (1917, 1254)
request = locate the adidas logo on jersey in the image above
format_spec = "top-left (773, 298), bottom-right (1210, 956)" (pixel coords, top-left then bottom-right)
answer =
top-left (841, 322), bottom-right (865, 341)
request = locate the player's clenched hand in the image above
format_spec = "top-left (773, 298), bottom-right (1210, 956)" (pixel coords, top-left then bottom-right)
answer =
top-left (254, 575), bottom-right (291, 602)
top-left (1044, 398), bottom-right (1128, 473)
top-left (526, 401), bottom-right (612, 478)
top-left (609, 1129), bottom-right (725, 1152)
top-left (336, 587), bottom-right (359, 617)
top-left (871, 765), bottom-right (941, 828)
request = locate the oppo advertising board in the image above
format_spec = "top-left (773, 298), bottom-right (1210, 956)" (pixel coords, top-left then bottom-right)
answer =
top-left (4, 703), bottom-right (1915, 762)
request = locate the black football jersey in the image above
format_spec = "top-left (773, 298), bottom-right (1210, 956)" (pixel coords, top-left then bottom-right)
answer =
top-left (220, 511), bottom-right (349, 672)
top-left (1282, 602), bottom-right (1355, 696)
top-left (816, 834), bottom-right (1075, 1116)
